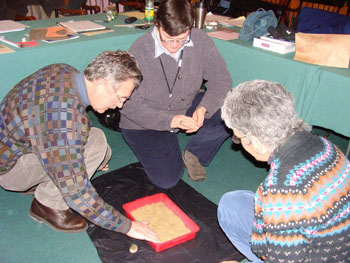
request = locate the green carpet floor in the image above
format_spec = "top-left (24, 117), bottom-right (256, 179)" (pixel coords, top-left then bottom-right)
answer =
top-left (1, 111), bottom-right (348, 263)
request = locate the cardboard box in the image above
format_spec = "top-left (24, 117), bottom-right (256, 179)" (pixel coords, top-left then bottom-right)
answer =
top-left (253, 36), bottom-right (295, 54)
top-left (123, 193), bottom-right (200, 252)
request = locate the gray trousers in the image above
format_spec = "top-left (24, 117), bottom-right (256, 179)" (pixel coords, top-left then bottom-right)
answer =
top-left (0, 127), bottom-right (111, 210)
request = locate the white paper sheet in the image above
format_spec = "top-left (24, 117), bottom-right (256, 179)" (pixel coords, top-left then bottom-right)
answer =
top-left (59, 20), bottom-right (106, 33)
top-left (0, 20), bottom-right (27, 34)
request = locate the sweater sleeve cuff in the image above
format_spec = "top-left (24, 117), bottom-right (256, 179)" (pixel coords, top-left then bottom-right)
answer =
top-left (114, 214), bottom-right (132, 234)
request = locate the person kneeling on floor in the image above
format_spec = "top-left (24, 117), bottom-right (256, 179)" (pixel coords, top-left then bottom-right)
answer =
top-left (119, 0), bottom-right (233, 188)
top-left (0, 50), bottom-right (159, 243)
top-left (218, 80), bottom-right (350, 263)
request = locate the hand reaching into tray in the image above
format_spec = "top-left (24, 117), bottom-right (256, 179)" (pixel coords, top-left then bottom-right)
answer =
top-left (127, 221), bottom-right (161, 243)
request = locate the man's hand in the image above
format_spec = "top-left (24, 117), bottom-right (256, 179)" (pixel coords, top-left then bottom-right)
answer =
top-left (126, 220), bottom-right (160, 243)
top-left (171, 115), bottom-right (200, 133)
top-left (192, 106), bottom-right (206, 127)
top-left (171, 107), bottom-right (206, 133)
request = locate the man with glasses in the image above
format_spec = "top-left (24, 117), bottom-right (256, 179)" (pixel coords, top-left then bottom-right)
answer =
top-left (0, 50), bottom-right (160, 243)
top-left (120, 0), bottom-right (232, 189)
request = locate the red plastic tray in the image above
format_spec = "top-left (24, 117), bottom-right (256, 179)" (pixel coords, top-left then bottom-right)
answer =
top-left (122, 193), bottom-right (200, 252)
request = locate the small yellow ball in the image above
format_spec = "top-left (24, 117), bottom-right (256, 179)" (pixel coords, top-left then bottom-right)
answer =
top-left (129, 243), bottom-right (138, 253)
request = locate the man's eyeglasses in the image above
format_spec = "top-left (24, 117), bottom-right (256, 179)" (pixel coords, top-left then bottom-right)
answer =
top-left (159, 30), bottom-right (191, 45)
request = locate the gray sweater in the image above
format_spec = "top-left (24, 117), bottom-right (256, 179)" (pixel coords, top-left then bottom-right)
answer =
top-left (120, 28), bottom-right (232, 131)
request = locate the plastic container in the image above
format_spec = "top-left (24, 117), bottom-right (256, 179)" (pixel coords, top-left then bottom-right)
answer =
top-left (123, 193), bottom-right (200, 252)
top-left (145, 0), bottom-right (154, 25)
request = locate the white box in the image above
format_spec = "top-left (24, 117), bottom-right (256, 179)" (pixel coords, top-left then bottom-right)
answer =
top-left (253, 36), bottom-right (295, 54)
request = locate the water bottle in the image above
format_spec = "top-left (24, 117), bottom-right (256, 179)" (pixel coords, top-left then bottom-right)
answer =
top-left (195, 1), bottom-right (207, 29)
top-left (145, 0), bottom-right (154, 25)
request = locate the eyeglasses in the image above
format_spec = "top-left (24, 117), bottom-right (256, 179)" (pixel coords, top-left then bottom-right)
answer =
top-left (159, 30), bottom-right (191, 45)
top-left (231, 134), bottom-right (247, 144)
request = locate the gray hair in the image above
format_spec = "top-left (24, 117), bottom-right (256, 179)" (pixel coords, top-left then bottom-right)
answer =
top-left (221, 80), bottom-right (308, 151)
top-left (84, 50), bottom-right (142, 90)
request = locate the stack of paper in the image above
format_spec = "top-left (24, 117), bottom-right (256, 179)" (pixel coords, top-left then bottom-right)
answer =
top-left (218, 16), bottom-right (245, 28)
top-left (0, 20), bottom-right (27, 34)
top-left (205, 13), bottom-right (245, 28)
top-left (59, 20), bottom-right (106, 33)
top-left (0, 44), bottom-right (15, 54)
top-left (29, 26), bottom-right (70, 40)
top-left (205, 13), bottom-right (231, 23)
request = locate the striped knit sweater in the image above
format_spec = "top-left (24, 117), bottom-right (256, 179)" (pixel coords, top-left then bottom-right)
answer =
top-left (0, 64), bottom-right (130, 233)
top-left (251, 131), bottom-right (350, 262)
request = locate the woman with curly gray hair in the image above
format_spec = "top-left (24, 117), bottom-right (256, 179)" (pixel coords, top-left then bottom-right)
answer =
top-left (218, 80), bottom-right (350, 263)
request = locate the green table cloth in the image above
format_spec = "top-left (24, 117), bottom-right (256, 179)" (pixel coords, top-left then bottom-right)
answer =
top-left (1, 13), bottom-right (350, 137)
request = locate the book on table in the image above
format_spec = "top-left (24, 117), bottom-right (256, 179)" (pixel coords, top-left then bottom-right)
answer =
top-left (59, 20), bottom-right (106, 33)
top-left (0, 20), bottom-right (27, 33)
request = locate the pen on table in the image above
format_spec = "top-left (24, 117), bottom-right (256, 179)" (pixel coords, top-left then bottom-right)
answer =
top-left (0, 36), bottom-right (20, 48)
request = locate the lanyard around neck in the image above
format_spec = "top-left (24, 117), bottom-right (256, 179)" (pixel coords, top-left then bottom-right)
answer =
top-left (159, 49), bottom-right (184, 98)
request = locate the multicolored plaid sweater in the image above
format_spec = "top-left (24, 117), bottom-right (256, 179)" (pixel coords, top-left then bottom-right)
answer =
top-left (0, 64), bottom-right (131, 233)
top-left (251, 131), bottom-right (350, 263)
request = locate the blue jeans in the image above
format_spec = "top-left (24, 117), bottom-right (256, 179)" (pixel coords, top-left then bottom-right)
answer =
top-left (121, 91), bottom-right (231, 189)
top-left (217, 190), bottom-right (264, 263)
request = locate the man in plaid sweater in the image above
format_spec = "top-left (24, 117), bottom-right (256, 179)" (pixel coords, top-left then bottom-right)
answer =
top-left (0, 50), bottom-right (159, 242)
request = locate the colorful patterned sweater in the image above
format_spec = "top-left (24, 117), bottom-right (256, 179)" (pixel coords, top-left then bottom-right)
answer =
top-left (251, 131), bottom-right (350, 262)
top-left (0, 64), bottom-right (131, 233)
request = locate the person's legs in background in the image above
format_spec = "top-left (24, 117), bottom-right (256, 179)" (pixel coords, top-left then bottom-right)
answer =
top-left (120, 90), bottom-right (231, 187)
top-left (121, 128), bottom-right (184, 189)
top-left (217, 190), bottom-right (264, 263)
top-left (186, 108), bottom-right (231, 166)
top-left (183, 91), bottom-right (231, 180)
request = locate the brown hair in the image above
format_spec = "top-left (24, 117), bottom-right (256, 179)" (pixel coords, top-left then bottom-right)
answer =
top-left (155, 0), bottom-right (194, 36)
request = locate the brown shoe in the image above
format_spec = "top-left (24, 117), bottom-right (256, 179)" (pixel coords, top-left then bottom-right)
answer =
top-left (29, 198), bottom-right (87, 233)
top-left (183, 149), bottom-right (206, 181)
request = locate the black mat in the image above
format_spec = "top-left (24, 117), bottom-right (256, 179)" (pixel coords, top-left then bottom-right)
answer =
top-left (87, 163), bottom-right (245, 263)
